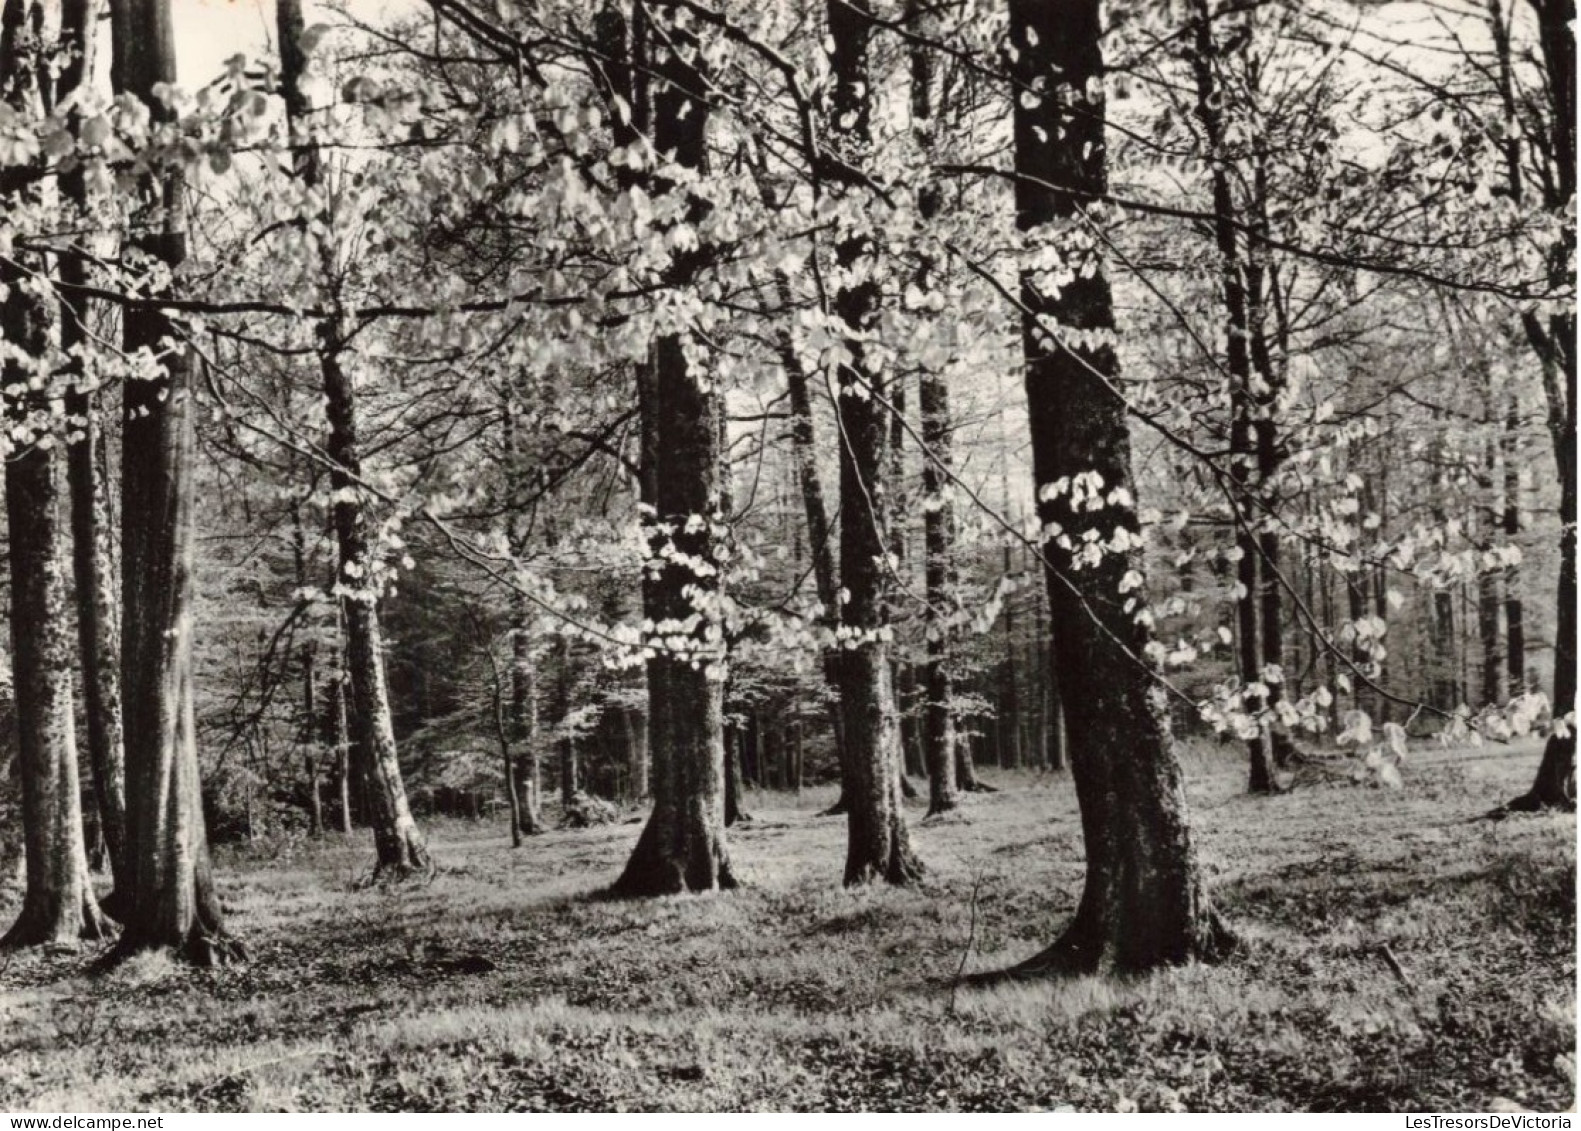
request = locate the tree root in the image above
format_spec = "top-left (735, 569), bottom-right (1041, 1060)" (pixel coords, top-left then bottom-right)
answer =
top-left (97, 925), bottom-right (247, 969)
top-left (963, 905), bottom-right (1237, 986)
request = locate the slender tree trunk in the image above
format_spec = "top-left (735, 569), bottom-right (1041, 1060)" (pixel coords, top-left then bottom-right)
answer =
top-left (112, 0), bottom-right (239, 963)
top-left (510, 596), bottom-right (543, 834)
top-left (1502, 393), bottom-right (1526, 694)
top-left (914, 88), bottom-right (962, 816)
top-left (292, 498), bottom-right (323, 837)
top-left (279, 0), bottom-right (428, 876)
top-left (827, 0), bottom-right (922, 886)
top-left (1003, 0), bottom-right (1229, 974)
top-left (57, 0), bottom-right (128, 914)
top-left (488, 637), bottom-right (523, 848)
top-left (1189, 3), bottom-right (1280, 792)
top-left (554, 636), bottom-right (578, 806)
top-left (611, 13), bottom-right (734, 895)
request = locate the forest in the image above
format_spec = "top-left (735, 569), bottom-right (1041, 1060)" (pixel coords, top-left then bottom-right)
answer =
top-left (0, 0), bottom-right (1574, 1114)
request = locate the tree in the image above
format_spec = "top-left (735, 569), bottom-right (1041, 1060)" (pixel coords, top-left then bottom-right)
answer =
top-left (277, 0), bottom-right (432, 870)
top-left (908, 0), bottom-right (959, 818)
top-left (1002, 0), bottom-right (1230, 973)
top-left (57, 0), bottom-right (129, 911)
top-left (1504, 0), bottom-right (1575, 812)
top-left (0, 0), bottom-right (108, 947)
top-left (611, 8), bottom-right (735, 896)
top-left (112, 0), bottom-right (241, 963)
top-left (827, 0), bottom-right (923, 886)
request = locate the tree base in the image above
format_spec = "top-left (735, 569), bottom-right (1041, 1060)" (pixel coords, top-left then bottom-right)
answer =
top-left (1495, 733), bottom-right (1577, 815)
top-left (969, 905), bottom-right (1236, 984)
top-left (1, 897), bottom-right (115, 950)
top-left (817, 794), bottom-right (849, 817)
top-left (607, 811), bottom-right (738, 898)
top-left (924, 793), bottom-right (963, 820)
top-left (102, 924), bottom-right (247, 969)
top-left (843, 839), bottom-right (924, 887)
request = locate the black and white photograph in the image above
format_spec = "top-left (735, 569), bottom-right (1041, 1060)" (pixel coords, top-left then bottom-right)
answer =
top-left (0, 0), bottom-right (1574, 1114)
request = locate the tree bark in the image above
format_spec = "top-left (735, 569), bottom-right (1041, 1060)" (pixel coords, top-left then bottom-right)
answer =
top-left (111, 0), bottom-right (240, 964)
top-left (0, 171), bottom-right (108, 947)
top-left (1003, 0), bottom-right (1230, 974)
top-left (827, 0), bottom-right (923, 886)
top-left (1502, 392), bottom-right (1526, 695)
top-left (57, 0), bottom-right (129, 915)
top-left (279, 0), bottom-right (429, 874)
top-left (510, 596), bottom-right (543, 834)
top-left (292, 497), bottom-right (323, 837)
top-left (325, 666), bottom-right (352, 833)
top-left (611, 12), bottom-right (735, 895)
top-left (1505, 0), bottom-right (1575, 811)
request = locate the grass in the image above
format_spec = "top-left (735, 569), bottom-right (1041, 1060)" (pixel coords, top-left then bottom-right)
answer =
top-left (0, 739), bottom-right (1573, 1112)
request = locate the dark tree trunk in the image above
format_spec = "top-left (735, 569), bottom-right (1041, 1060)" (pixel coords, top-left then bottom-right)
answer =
top-left (1004, 0), bottom-right (1229, 974)
top-left (827, 0), bottom-right (922, 887)
top-left (292, 498), bottom-right (323, 838)
top-left (724, 730), bottom-right (749, 827)
top-left (1503, 393), bottom-right (1526, 695)
top-left (112, 0), bottom-right (239, 964)
top-left (279, 0), bottom-right (429, 876)
top-left (58, 0), bottom-right (128, 914)
top-left (611, 14), bottom-right (735, 895)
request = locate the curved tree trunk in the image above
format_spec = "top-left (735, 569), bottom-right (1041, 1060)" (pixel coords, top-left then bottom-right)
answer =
top-left (1002, 0), bottom-right (1230, 975)
top-left (279, 0), bottom-right (429, 875)
top-left (611, 10), bottom-right (734, 896)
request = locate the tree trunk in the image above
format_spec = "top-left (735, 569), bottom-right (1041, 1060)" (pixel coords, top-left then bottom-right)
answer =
top-left (554, 636), bottom-right (578, 806)
top-left (111, 0), bottom-right (239, 964)
top-left (724, 730), bottom-right (749, 827)
top-left (1503, 0), bottom-right (1575, 811)
top-left (1503, 392), bottom-right (1526, 695)
top-left (1004, 0), bottom-right (1229, 974)
top-left (510, 597), bottom-right (543, 834)
top-left (772, 281), bottom-right (852, 811)
top-left (611, 14), bottom-right (734, 895)
top-left (279, 0), bottom-right (429, 876)
top-left (0, 235), bottom-right (108, 947)
top-left (1188, 3), bottom-right (1281, 793)
top-left (917, 241), bottom-right (961, 813)
top-left (827, 0), bottom-right (922, 887)
top-left (325, 668), bottom-right (352, 833)
top-left (58, 0), bottom-right (128, 915)
top-left (292, 498), bottom-right (323, 837)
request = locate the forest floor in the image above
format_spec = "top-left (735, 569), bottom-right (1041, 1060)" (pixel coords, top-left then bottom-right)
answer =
top-left (0, 739), bottom-right (1574, 1112)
